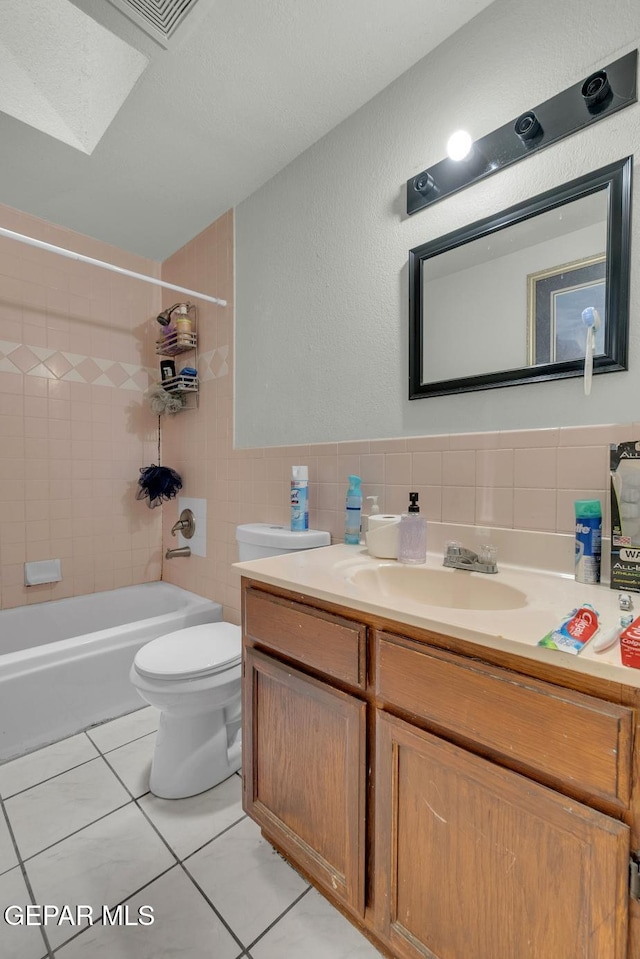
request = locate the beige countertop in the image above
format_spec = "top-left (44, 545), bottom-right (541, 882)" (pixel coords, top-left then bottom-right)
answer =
top-left (235, 543), bottom-right (640, 689)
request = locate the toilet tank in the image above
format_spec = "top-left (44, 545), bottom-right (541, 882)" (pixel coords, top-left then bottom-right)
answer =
top-left (236, 523), bottom-right (330, 561)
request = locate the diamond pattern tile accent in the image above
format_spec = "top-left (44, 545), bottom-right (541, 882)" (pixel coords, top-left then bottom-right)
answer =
top-left (103, 364), bottom-right (129, 387)
top-left (0, 357), bottom-right (20, 374)
top-left (44, 352), bottom-right (73, 378)
top-left (75, 357), bottom-right (103, 383)
top-left (26, 362), bottom-right (55, 379)
top-left (132, 369), bottom-right (149, 390)
top-left (199, 345), bottom-right (229, 382)
top-left (0, 342), bottom-right (151, 391)
top-left (8, 345), bottom-right (41, 373)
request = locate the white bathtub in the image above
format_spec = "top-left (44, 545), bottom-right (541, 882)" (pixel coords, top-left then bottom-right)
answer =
top-left (0, 583), bottom-right (222, 762)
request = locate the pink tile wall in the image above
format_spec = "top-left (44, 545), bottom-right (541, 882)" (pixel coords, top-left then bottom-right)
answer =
top-left (4, 203), bottom-right (623, 621)
top-left (160, 212), bottom-right (234, 610)
top-left (159, 210), bottom-right (637, 627)
top-left (0, 203), bottom-right (163, 609)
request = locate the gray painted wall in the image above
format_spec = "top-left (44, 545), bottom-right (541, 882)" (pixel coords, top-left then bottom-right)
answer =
top-left (235, 0), bottom-right (639, 447)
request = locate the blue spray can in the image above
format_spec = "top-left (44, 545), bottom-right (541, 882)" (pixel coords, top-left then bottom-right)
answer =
top-left (345, 475), bottom-right (362, 545)
top-left (290, 466), bottom-right (309, 531)
top-left (575, 499), bottom-right (602, 584)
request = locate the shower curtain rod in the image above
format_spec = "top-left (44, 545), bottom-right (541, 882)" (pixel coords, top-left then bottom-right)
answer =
top-left (0, 226), bottom-right (227, 307)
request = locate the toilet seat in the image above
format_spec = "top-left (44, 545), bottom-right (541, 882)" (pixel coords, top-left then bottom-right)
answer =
top-left (134, 622), bottom-right (241, 681)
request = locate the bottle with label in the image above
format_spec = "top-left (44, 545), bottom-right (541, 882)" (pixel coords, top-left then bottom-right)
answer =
top-left (344, 476), bottom-right (362, 545)
top-left (398, 492), bottom-right (427, 564)
top-left (574, 499), bottom-right (602, 583)
top-left (290, 466), bottom-right (309, 531)
top-left (175, 304), bottom-right (193, 348)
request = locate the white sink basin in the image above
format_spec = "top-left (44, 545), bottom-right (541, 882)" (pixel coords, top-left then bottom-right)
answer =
top-left (348, 564), bottom-right (528, 611)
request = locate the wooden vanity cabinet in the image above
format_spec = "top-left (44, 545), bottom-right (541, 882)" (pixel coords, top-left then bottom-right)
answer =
top-left (241, 579), bottom-right (640, 959)
top-left (242, 587), bottom-right (367, 916)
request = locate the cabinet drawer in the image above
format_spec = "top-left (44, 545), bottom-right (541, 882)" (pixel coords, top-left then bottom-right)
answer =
top-left (375, 631), bottom-right (633, 807)
top-left (244, 587), bottom-right (366, 688)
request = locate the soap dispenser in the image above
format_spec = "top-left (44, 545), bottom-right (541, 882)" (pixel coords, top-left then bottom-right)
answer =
top-left (398, 492), bottom-right (427, 564)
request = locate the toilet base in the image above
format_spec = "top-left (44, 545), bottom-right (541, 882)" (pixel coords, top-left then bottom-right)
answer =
top-left (150, 705), bottom-right (242, 800)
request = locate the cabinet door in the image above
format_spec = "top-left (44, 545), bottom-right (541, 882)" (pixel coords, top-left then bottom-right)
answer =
top-left (375, 710), bottom-right (629, 959)
top-left (243, 646), bottom-right (367, 916)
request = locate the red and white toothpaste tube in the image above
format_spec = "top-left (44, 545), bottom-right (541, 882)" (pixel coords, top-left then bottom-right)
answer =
top-left (620, 617), bottom-right (640, 669)
top-left (538, 605), bottom-right (600, 655)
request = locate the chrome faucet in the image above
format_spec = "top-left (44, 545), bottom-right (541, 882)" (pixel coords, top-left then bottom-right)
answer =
top-left (165, 546), bottom-right (191, 559)
top-left (443, 541), bottom-right (498, 574)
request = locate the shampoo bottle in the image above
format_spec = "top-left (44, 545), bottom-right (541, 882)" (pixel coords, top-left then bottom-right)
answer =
top-left (290, 466), bottom-right (309, 531)
top-left (345, 476), bottom-right (362, 544)
top-left (174, 304), bottom-right (193, 347)
top-left (398, 492), bottom-right (427, 564)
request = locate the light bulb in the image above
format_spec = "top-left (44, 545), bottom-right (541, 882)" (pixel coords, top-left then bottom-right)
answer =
top-left (446, 130), bottom-right (472, 161)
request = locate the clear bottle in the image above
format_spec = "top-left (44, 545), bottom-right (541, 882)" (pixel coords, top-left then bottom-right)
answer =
top-left (398, 492), bottom-right (427, 564)
top-left (344, 475), bottom-right (362, 545)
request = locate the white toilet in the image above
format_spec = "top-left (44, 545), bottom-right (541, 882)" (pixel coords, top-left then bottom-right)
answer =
top-left (130, 523), bottom-right (330, 799)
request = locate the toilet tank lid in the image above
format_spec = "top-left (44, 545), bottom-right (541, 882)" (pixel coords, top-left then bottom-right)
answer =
top-left (236, 523), bottom-right (330, 550)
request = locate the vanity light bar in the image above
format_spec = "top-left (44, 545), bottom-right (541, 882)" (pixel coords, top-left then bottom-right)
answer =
top-left (407, 49), bottom-right (637, 216)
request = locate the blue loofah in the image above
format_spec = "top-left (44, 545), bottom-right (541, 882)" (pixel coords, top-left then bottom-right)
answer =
top-left (136, 464), bottom-right (183, 509)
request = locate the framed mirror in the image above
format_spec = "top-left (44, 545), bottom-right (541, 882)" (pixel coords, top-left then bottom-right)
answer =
top-left (409, 156), bottom-right (632, 399)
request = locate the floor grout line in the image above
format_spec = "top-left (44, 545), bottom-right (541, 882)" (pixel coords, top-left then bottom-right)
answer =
top-left (1, 750), bottom-right (103, 802)
top-left (18, 798), bottom-right (133, 865)
top-left (0, 722), bottom-right (159, 802)
top-left (244, 884), bottom-right (312, 953)
top-left (46, 862), bottom-right (179, 954)
top-left (98, 744), bottom-right (250, 953)
top-left (86, 726), bottom-right (159, 755)
top-left (1, 797), bottom-right (55, 958)
top-left (176, 860), bottom-right (248, 955)
top-left (180, 811), bottom-right (248, 863)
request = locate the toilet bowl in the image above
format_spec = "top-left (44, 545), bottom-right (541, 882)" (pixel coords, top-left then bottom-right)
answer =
top-left (130, 622), bottom-right (242, 799)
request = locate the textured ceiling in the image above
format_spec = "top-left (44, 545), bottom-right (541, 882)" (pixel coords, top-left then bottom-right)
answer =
top-left (0, 0), bottom-right (495, 260)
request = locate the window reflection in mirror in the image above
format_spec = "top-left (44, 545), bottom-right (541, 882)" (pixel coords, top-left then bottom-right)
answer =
top-left (409, 157), bottom-right (631, 399)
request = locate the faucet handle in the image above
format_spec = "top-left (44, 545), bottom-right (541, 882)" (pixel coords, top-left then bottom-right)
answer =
top-left (445, 541), bottom-right (463, 559)
top-left (479, 544), bottom-right (498, 565)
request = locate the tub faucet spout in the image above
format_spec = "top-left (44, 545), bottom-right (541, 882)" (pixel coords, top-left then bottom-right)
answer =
top-left (165, 546), bottom-right (191, 559)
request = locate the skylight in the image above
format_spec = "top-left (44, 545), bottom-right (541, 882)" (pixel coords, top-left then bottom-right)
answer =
top-left (0, 0), bottom-right (148, 154)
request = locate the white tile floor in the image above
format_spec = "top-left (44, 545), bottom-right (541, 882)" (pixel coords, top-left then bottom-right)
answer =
top-left (0, 707), bottom-right (383, 959)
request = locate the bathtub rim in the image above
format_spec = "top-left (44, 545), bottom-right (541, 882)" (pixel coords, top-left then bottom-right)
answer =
top-left (0, 582), bottom-right (222, 679)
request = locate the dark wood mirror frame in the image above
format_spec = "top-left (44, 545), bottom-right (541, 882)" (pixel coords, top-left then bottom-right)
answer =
top-left (408, 156), bottom-right (632, 400)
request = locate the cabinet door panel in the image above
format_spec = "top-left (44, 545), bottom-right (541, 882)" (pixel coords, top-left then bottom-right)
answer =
top-left (244, 647), bottom-right (366, 915)
top-left (375, 710), bottom-right (629, 959)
